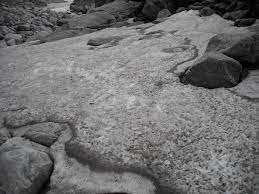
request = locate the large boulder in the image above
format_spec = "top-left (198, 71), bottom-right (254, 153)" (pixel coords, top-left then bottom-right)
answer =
top-left (0, 137), bottom-right (53, 194)
top-left (180, 52), bottom-right (243, 88)
top-left (205, 32), bottom-right (257, 68)
top-left (70, 0), bottom-right (114, 13)
top-left (93, 0), bottom-right (143, 21)
top-left (142, 0), bottom-right (167, 20)
top-left (68, 11), bottom-right (116, 29)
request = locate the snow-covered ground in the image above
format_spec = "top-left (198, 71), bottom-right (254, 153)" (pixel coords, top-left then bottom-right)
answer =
top-left (47, 0), bottom-right (73, 12)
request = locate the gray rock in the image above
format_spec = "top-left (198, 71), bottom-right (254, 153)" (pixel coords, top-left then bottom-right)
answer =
top-left (0, 26), bottom-right (14, 36)
top-left (142, 0), bottom-right (166, 20)
top-left (205, 32), bottom-right (257, 68)
top-left (4, 109), bottom-right (45, 129)
top-left (223, 10), bottom-right (249, 21)
top-left (16, 24), bottom-right (31, 31)
top-left (188, 5), bottom-right (204, 10)
top-left (0, 137), bottom-right (52, 194)
top-left (0, 40), bottom-right (7, 48)
top-left (14, 122), bottom-right (67, 147)
top-left (0, 128), bottom-right (10, 146)
top-left (93, 0), bottom-right (142, 21)
top-left (199, 6), bottom-right (215, 17)
top-left (176, 7), bottom-right (187, 13)
top-left (230, 70), bottom-right (259, 100)
top-left (68, 11), bottom-right (116, 29)
top-left (234, 18), bottom-right (256, 27)
top-left (180, 52), bottom-right (242, 88)
top-left (4, 33), bottom-right (23, 44)
top-left (157, 9), bottom-right (171, 19)
top-left (87, 36), bottom-right (123, 46)
top-left (6, 39), bottom-right (16, 46)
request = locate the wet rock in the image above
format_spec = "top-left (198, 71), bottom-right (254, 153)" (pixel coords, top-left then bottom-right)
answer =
top-left (157, 9), bottom-right (171, 19)
top-left (205, 32), bottom-right (257, 68)
top-left (0, 137), bottom-right (52, 194)
top-left (199, 6), bottom-right (215, 17)
top-left (142, 0), bottom-right (166, 20)
top-left (234, 18), bottom-right (256, 27)
top-left (0, 128), bottom-right (10, 146)
top-left (180, 52), bottom-right (242, 88)
top-left (10, 122), bottom-right (67, 147)
top-left (68, 11), bottom-right (116, 29)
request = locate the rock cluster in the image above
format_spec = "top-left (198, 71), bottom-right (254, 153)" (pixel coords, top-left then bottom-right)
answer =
top-left (69, 0), bottom-right (258, 23)
top-left (0, 1), bottom-right (70, 47)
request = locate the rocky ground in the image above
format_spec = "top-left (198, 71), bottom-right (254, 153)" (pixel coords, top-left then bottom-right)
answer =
top-left (0, 9), bottom-right (258, 194)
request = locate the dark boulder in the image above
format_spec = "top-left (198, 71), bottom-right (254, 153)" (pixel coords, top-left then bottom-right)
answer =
top-left (180, 52), bottom-right (243, 88)
top-left (205, 32), bottom-right (257, 68)
top-left (234, 18), bottom-right (256, 27)
top-left (142, 0), bottom-right (166, 20)
top-left (0, 137), bottom-right (53, 194)
top-left (199, 6), bottom-right (215, 16)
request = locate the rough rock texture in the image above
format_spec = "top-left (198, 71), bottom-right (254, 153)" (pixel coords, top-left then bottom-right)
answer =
top-left (0, 11), bottom-right (257, 193)
top-left (67, 11), bottom-right (116, 29)
top-left (8, 122), bottom-right (67, 146)
top-left (205, 32), bottom-right (257, 68)
top-left (93, 0), bottom-right (142, 21)
top-left (0, 127), bottom-right (10, 145)
top-left (229, 70), bottom-right (259, 100)
top-left (142, 0), bottom-right (166, 20)
top-left (0, 137), bottom-right (53, 194)
top-left (180, 52), bottom-right (242, 88)
top-left (49, 128), bottom-right (158, 194)
top-left (235, 18), bottom-right (256, 27)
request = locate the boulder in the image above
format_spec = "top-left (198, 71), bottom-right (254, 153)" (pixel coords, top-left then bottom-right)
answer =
top-left (68, 11), bottom-right (116, 29)
top-left (188, 5), bottom-right (204, 10)
top-left (0, 137), bottom-right (53, 194)
top-left (93, 0), bottom-right (142, 21)
top-left (6, 39), bottom-right (16, 46)
top-left (0, 128), bottom-right (10, 146)
top-left (0, 40), bottom-right (7, 48)
top-left (0, 25), bottom-right (14, 36)
top-left (4, 33), bottom-right (23, 44)
top-left (205, 32), bottom-right (257, 68)
top-left (176, 7), bottom-right (187, 13)
top-left (234, 18), bottom-right (256, 27)
top-left (157, 8), bottom-right (171, 19)
top-left (223, 10), bottom-right (250, 20)
top-left (87, 36), bottom-right (123, 46)
top-left (142, 0), bottom-right (166, 20)
top-left (199, 6), bottom-right (215, 17)
top-left (16, 24), bottom-right (31, 31)
top-left (180, 52), bottom-right (242, 88)
top-left (9, 122), bottom-right (67, 147)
